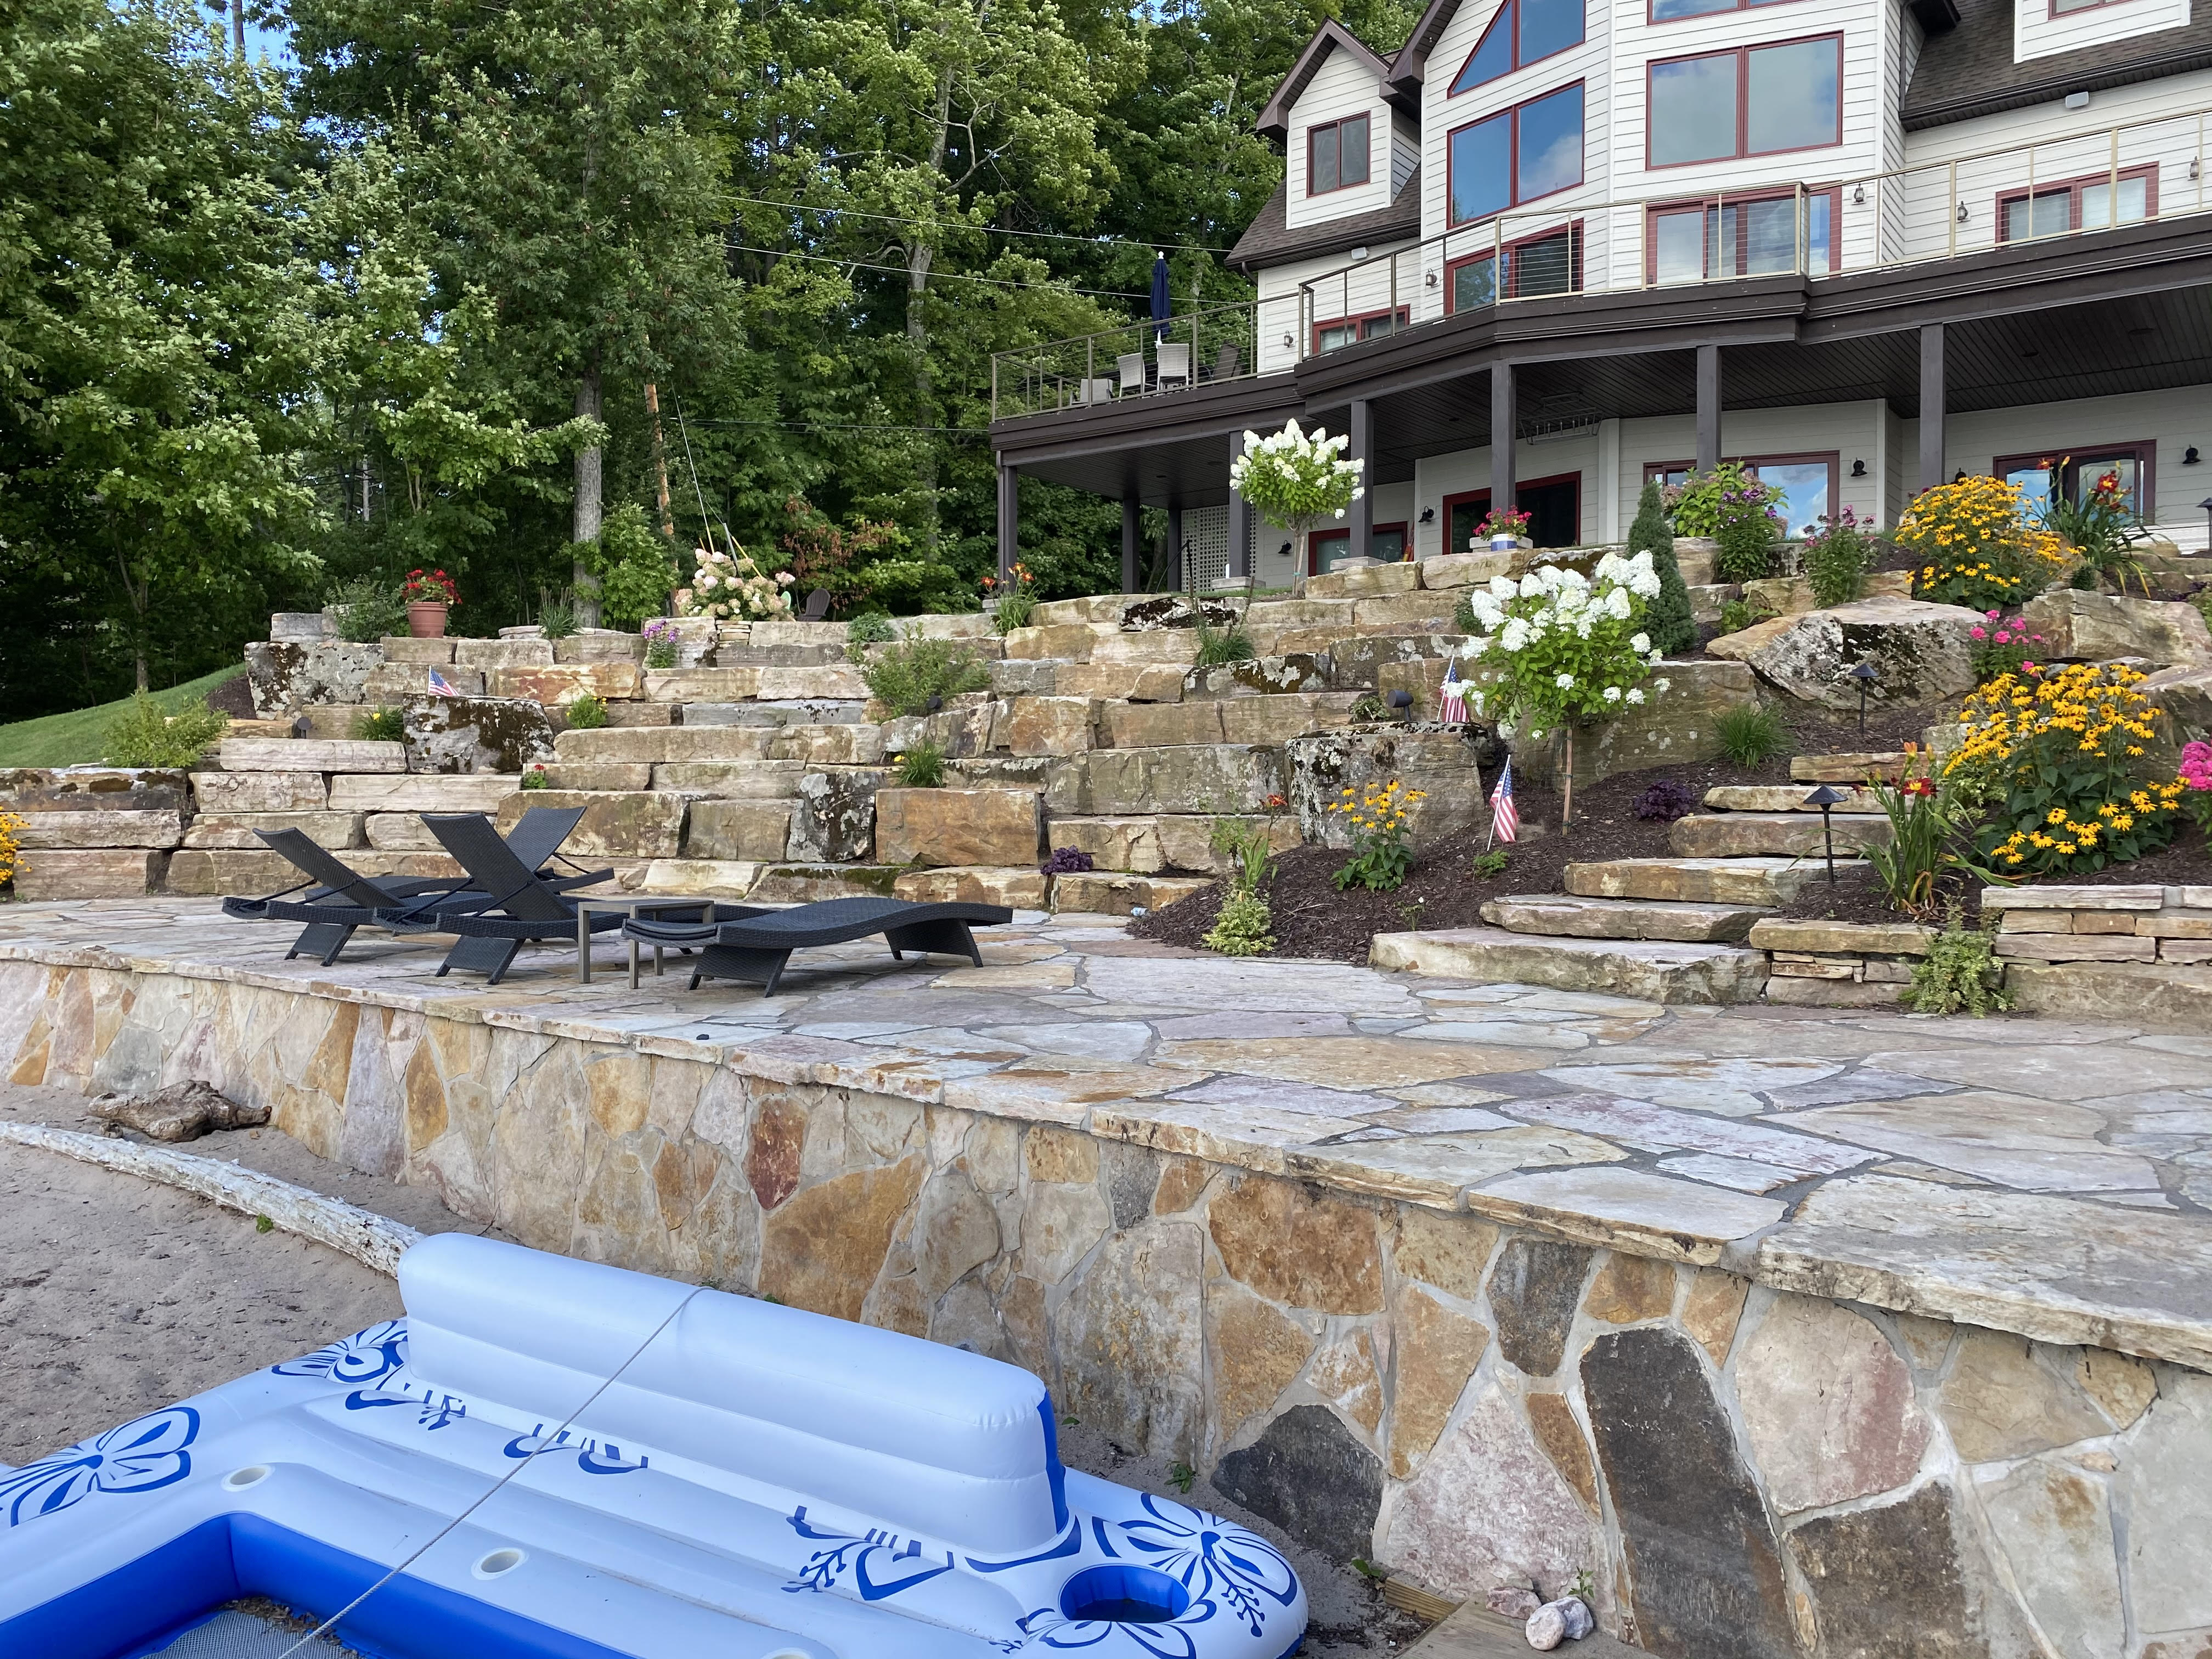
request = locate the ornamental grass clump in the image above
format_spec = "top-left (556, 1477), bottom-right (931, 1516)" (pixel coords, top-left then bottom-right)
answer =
top-left (1947, 663), bottom-right (2187, 874)
top-left (892, 742), bottom-right (946, 788)
top-left (1457, 551), bottom-right (1669, 824)
top-left (1895, 476), bottom-right (2070, 611)
top-left (1328, 779), bottom-right (1425, 891)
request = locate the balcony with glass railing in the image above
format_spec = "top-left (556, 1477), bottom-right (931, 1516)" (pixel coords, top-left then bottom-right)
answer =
top-left (991, 106), bottom-right (2212, 424)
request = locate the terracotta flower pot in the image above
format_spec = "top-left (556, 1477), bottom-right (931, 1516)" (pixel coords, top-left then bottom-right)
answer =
top-left (407, 601), bottom-right (449, 639)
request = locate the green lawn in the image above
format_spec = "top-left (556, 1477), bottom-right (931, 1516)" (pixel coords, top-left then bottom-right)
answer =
top-left (0, 665), bottom-right (248, 769)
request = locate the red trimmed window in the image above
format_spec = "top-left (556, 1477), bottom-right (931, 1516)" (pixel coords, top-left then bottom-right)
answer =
top-left (1645, 188), bottom-right (1839, 281)
top-left (1651, 0), bottom-right (1803, 22)
top-left (1995, 444), bottom-right (2153, 517)
top-left (1447, 81), bottom-right (1584, 225)
top-left (1443, 476), bottom-right (1582, 550)
top-left (1644, 453), bottom-right (1838, 538)
top-left (1448, 0), bottom-right (1585, 95)
top-left (1996, 164), bottom-right (2155, 241)
top-left (1313, 307), bottom-right (1409, 353)
top-left (1308, 114), bottom-right (1372, 195)
top-left (1646, 37), bottom-right (1841, 168)
top-left (1444, 222), bottom-right (1583, 311)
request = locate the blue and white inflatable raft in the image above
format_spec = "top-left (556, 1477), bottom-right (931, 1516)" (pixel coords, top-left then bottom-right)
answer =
top-left (0, 1234), bottom-right (1306, 1658)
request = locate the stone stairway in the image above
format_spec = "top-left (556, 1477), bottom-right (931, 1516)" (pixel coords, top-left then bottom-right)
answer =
top-left (1396, 754), bottom-right (1908, 1005)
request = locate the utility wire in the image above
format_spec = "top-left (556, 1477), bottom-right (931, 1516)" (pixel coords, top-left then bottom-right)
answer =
top-left (719, 190), bottom-right (1235, 255)
top-left (276, 1287), bottom-right (707, 1659)
top-left (725, 238), bottom-right (1153, 298)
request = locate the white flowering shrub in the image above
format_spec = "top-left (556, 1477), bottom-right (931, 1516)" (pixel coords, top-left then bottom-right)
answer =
top-left (1229, 419), bottom-right (1364, 539)
top-left (1457, 551), bottom-right (1672, 740)
top-left (673, 542), bottom-right (794, 622)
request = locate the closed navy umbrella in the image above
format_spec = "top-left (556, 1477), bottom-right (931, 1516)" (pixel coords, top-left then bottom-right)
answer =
top-left (1149, 252), bottom-right (1171, 341)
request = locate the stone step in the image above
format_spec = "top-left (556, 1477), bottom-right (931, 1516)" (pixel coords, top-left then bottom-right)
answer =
top-left (555, 724), bottom-right (883, 765)
top-left (1565, 856), bottom-right (1850, 905)
top-left (893, 865), bottom-right (1051, 909)
top-left (1792, 752), bottom-right (1908, 786)
top-left (492, 790), bottom-right (689, 859)
top-left (213, 738), bottom-right (402, 774)
top-left (1478, 893), bottom-right (1770, 943)
top-left (1703, 785), bottom-right (1884, 814)
top-left (183, 811), bottom-right (364, 851)
top-left (1668, 812), bottom-right (1892, 859)
top-left (679, 699), bottom-right (868, 727)
top-left (15, 809), bottom-right (185, 849)
top-left (12, 848), bottom-right (170, 900)
top-left (1370, 926), bottom-right (1768, 1005)
top-left (1051, 871), bottom-right (1213, 917)
top-left (326, 773), bottom-right (520, 814)
top-left (1046, 813), bottom-right (1302, 875)
top-left (1103, 693), bottom-right (1362, 749)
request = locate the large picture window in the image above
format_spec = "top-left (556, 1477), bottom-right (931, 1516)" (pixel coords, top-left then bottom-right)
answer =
top-left (1647, 37), bottom-right (1840, 167)
top-left (1443, 477), bottom-right (1582, 550)
top-left (1448, 83), bottom-right (1585, 225)
top-left (1646, 188), bottom-right (1838, 281)
top-left (1308, 114), bottom-right (1372, 195)
top-left (1995, 444), bottom-right (2153, 518)
top-left (1651, 0), bottom-right (1800, 22)
top-left (1310, 522), bottom-right (1410, 573)
top-left (1645, 453), bottom-right (1837, 538)
top-left (1448, 0), bottom-right (1584, 95)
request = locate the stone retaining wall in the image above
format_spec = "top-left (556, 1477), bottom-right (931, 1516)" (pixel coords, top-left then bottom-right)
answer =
top-left (5, 955), bottom-right (2204, 1659)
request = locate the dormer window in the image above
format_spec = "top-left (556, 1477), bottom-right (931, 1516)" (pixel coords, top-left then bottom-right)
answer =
top-left (1309, 115), bottom-right (1373, 194)
top-left (1449, 0), bottom-right (1585, 95)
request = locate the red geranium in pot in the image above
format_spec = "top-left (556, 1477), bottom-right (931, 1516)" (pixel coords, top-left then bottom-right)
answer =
top-left (403, 568), bottom-right (460, 638)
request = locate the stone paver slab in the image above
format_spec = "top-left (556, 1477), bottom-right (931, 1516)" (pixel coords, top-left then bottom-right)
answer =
top-left (1506, 1093), bottom-right (1878, 1176)
top-left (1153, 1037), bottom-right (1539, 1089)
top-left (1778, 1093), bottom-right (2165, 1194)
top-left (1538, 1058), bottom-right (1846, 1118)
top-left (1468, 1167), bottom-right (1788, 1263)
top-left (1865, 1044), bottom-right (2207, 1103)
top-left (1756, 1175), bottom-right (2212, 1370)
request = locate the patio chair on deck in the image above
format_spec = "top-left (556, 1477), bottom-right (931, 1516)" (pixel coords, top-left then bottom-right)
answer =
top-left (1155, 342), bottom-right (1192, 391)
top-left (1210, 343), bottom-right (1242, 381)
top-left (384, 812), bottom-right (706, 984)
top-left (622, 896), bottom-right (1014, 995)
top-left (219, 808), bottom-right (605, 966)
top-left (1115, 352), bottom-right (1146, 397)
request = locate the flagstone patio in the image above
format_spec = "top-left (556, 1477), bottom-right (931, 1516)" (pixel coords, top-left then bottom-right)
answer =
top-left (4, 897), bottom-right (2209, 1369)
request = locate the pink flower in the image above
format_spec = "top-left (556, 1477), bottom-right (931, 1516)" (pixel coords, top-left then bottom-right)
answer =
top-left (2021, 661), bottom-right (2038, 672)
top-left (1985, 609), bottom-right (2000, 619)
top-left (1971, 627), bottom-right (1987, 639)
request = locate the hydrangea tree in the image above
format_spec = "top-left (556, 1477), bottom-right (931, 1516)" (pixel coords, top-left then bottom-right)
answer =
top-left (1229, 419), bottom-right (1364, 589)
top-left (1457, 550), bottom-right (1671, 827)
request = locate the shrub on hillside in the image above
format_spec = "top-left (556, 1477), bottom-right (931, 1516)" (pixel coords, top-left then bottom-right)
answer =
top-left (853, 630), bottom-right (993, 716)
top-left (103, 694), bottom-right (227, 768)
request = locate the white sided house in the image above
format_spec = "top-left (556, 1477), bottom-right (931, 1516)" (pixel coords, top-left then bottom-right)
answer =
top-left (989, 0), bottom-right (2212, 585)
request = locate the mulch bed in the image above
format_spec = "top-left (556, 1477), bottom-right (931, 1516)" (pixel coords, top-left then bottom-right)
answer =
top-left (1130, 704), bottom-right (2210, 963)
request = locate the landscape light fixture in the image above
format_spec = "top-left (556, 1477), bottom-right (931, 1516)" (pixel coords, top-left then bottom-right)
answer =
top-left (926, 693), bottom-right (945, 714)
top-left (1387, 689), bottom-right (1414, 713)
top-left (1846, 660), bottom-right (1878, 734)
top-left (1804, 784), bottom-right (1848, 884)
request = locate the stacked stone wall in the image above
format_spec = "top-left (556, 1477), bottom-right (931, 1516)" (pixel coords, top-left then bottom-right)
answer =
top-left (4, 955), bottom-right (2203, 1658)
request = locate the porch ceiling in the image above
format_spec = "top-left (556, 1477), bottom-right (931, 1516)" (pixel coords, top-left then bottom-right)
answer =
top-left (1352, 285), bottom-right (2212, 475)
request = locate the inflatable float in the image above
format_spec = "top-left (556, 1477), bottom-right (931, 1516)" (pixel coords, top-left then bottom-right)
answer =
top-left (0, 1233), bottom-right (1307, 1659)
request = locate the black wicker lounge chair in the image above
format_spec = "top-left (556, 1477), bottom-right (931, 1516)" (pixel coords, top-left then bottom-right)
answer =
top-left (385, 812), bottom-right (709, 984)
top-left (621, 896), bottom-right (1015, 995)
top-left (220, 809), bottom-right (606, 965)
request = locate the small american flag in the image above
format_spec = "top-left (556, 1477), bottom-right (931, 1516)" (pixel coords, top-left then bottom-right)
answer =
top-left (1438, 658), bottom-right (1468, 724)
top-left (426, 668), bottom-right (461, 698)
top-left (1488, 757), bottom-right (1520, 846)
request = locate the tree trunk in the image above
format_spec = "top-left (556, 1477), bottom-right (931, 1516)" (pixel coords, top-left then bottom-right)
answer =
top-left (906, 239), bottom-right (938, 550)
top-left (644, 382), bottom-right (674, 538)
top-left (572, 357), bottom-right (604, 629)
top-left (117, 549), bottom-right (148, 692)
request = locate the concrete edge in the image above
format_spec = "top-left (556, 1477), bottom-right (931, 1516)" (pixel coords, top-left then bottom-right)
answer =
top-left (0, 1121), bottom-right (422, 1276)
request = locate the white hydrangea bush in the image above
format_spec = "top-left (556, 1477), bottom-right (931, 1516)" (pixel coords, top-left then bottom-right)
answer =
top-left (1457, 550), bottom-right (1672, 740)
top-left (673, 541), bottom-right (795, 622)
top-left (1229, 418), bottom-right (1365, 537)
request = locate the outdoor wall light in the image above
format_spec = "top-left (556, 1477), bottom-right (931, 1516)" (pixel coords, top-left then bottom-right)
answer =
top-left (1426, 272), bottom-right (1439, 287)
top-left (1282, 334), bottom-right (1294, 349)
top-left (1957, 202), bottom-right (1970, 223)
top-left (1419, 507), bottom-right (1436, 523)
top-left (1850, 459), bottom-right (1867, 478)
top-left (1853, 184), bottom-right (1866, 205)
top-left (2185, 447), bottom-right (2202, 464)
